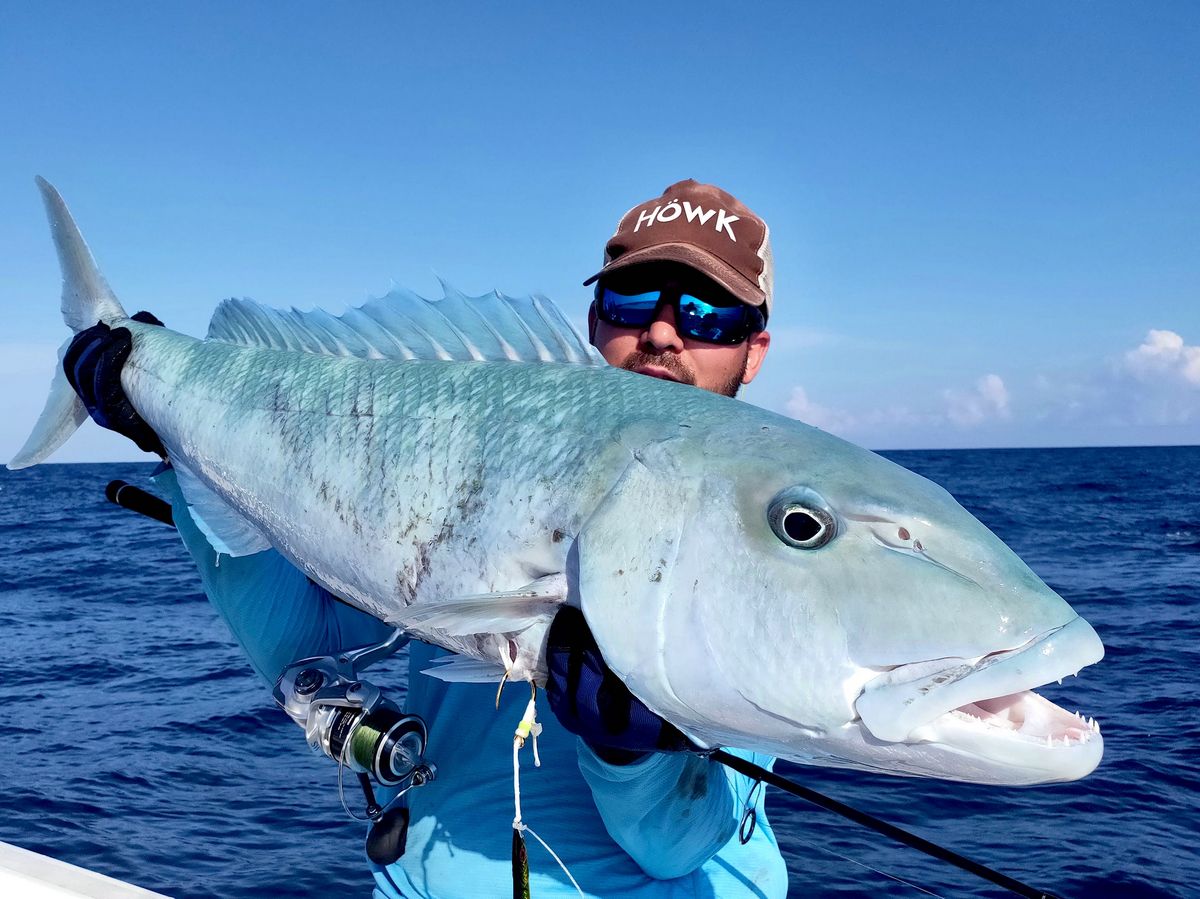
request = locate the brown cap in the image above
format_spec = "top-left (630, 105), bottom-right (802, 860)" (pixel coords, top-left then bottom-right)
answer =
top-left (584, 179), bottom-right (773, 318)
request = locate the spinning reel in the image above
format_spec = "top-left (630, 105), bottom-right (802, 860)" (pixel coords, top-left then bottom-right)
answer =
top-left (273, 630), bottom-right (436, 825)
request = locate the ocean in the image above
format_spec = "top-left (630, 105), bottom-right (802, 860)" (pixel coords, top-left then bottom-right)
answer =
top-left (0, 447), bottom-right (1197, 898)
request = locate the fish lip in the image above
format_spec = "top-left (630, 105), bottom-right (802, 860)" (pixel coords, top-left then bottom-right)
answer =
top-left (854, 616), bottom-right (1105, 744)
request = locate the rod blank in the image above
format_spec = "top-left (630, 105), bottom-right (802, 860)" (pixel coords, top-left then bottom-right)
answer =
top-left (105, 479), bottom-right (175, 527)
top-left (710, 749), bottom-right (1059, 899)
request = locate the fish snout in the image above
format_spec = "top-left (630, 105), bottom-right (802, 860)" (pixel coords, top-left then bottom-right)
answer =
top-left (854, 616), bottom-right (1104, 747)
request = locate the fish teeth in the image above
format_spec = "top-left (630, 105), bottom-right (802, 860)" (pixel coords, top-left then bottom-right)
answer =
top-left (1045, 735), bottom-right (1053, 748)
top-left (1057, 678), bottom-right (1063, 685)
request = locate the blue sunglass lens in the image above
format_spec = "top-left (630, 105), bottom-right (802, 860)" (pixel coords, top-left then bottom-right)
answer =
top-left (600, 288), bottom-right (662, 327)
top-left (599, 286), bottom-right (763, 344)
top-left (600, 288), bottom-right (667, 326)
top-left (677, 294), bottom-right (752, 344)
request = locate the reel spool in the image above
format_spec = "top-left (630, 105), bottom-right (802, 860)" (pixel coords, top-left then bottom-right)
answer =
top-left (323, 702), bottom-right (431, 788)
top-left (274, 631), bottom-right (436, 813)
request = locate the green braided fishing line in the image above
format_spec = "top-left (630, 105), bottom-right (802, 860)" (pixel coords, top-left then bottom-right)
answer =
top-left (350, 716), bottom-right (386, 771)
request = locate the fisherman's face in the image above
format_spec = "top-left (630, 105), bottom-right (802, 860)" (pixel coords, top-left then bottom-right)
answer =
top-left (589, 262), bottom-right (771, 397)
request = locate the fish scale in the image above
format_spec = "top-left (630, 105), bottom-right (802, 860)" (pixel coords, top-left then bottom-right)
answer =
top-left (12, 177), bottom-right (1107, 786)
top-left (125, 322), bottom-right (706, 673)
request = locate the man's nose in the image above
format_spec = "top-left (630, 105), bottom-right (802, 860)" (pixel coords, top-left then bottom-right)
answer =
top-left (641, 303), bottom-right (684, 352)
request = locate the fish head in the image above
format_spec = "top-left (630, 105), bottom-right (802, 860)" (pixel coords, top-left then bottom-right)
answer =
top-left (576, 411), bottom-right (1104, 785)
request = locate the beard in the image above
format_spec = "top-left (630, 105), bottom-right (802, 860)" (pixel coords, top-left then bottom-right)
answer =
top-left (618, 347), bottom-right (748, 398)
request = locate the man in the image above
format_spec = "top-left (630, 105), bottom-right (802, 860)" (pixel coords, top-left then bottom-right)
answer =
top-left (64, 179), bottom-right (787, 897)
top-left (583, 178), bottom-right (772, 400)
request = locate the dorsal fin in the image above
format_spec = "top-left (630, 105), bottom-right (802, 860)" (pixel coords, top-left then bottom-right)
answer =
top-left (206, 286), bottom-right (604, 366)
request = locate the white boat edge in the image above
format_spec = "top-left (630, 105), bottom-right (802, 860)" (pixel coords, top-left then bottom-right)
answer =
top-left (0, 841), bottom-right (171, 898)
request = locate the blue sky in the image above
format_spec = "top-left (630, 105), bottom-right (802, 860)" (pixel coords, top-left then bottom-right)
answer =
top-left (2, 2), bottom-right (1197, 460)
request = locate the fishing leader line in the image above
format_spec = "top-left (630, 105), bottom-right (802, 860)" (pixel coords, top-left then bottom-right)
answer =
top-left (792, 833), bottom-right (948, 899)
top-left (710, 750), bottom-right (1061, 899)
top-left (511, 686), bottom-right (585, 899)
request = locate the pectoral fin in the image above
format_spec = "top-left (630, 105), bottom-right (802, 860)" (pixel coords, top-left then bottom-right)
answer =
top-left (173, 460), bottom-right (272, 557)
top-left (393, 573), bottom-right (567, 636)
top-left (420, 656), bottom-right (509, 683)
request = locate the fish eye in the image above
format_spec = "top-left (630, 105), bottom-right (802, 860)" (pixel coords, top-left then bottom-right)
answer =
top-left (768, 495), bottom-right (836, 549)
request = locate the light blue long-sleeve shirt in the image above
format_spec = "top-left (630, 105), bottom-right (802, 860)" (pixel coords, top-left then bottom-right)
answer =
top-left (156, 468), bottom-right (788, 898)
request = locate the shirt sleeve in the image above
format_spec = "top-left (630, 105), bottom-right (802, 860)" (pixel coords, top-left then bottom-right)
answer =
top-left (575, 740), bottom-right (767, 880)
top-left (154, 467), bottom-right (393, 685)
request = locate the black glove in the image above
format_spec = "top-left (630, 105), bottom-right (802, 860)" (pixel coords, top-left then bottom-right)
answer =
top-left (62, 311), bottom-right (166, 456)
top-left (545, 606), bottom-right (698, 763)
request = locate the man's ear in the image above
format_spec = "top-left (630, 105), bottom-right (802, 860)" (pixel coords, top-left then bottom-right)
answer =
top-left (587, 301), bottom-right (598, 345)
top-left (742, 330), bottom-right (771, 385)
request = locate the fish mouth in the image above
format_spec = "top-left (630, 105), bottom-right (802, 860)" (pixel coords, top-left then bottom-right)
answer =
top-left (854, 617), bottom-right (1104, 779)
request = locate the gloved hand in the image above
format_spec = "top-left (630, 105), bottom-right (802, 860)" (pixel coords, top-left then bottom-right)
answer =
top-left (546, 606), bottom-right (698, 763)
top-left (62, 311), bottom-right (166, 457)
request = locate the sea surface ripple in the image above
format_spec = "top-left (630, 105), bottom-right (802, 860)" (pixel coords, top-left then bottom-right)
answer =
top-left (1, 447), bottom-right (1197, 898)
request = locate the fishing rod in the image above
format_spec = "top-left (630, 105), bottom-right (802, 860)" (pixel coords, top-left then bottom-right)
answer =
top-left (710, 749), bottom-right (1061, 899)
top-left (105, 482), bottom-right (1063, 897)
top-left (105, 480), bottom-right (174, 526)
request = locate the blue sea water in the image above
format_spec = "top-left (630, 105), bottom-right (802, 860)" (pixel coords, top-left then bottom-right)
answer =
top-left (0, 447), bottom-right (1197, 898)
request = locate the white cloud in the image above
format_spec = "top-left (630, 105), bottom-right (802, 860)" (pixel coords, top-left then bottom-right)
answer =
top-left (943, 374), bottom-right (1010, 427)
top-left (1122, 329), bottom-right (1200, 386)
top-left (783, 387), bottom-right (926, 439)
top-left (785, 386), bottom-right (858, 435)
top-left (1028, 329), bottom-right (1200, 435)
top-left (777, 330), bottom-right (1200, 447)
top-left (784, 372), bottom-right (1010, 444)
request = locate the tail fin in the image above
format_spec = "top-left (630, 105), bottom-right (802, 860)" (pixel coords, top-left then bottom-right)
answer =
top-left (7, 178), bottom-right (130, 470)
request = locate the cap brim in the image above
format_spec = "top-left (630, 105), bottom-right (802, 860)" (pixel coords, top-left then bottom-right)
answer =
top-left (583, 243), bottom-right (766, 309)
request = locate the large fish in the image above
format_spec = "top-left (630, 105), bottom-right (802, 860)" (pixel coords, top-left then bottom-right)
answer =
top-left (13, 179), bottom-right (1103, 787)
